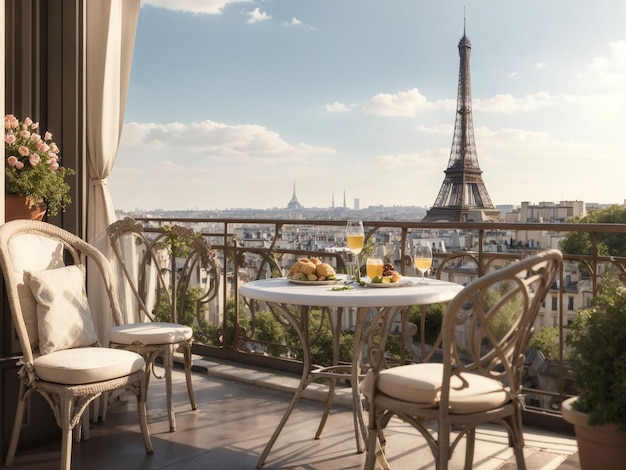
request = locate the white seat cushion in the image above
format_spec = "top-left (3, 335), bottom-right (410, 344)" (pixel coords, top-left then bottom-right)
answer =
top-left (362, 363), bottom-right (510, 414)
top-left (34, 347), bottom-right (145, 385)
top-left (110, 322), bottom-right (193, 345)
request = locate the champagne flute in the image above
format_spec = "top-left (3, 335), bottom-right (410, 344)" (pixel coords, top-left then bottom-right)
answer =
top-left (413, 244), bottom-right (432, 284)
top-left (346, 220), bottom-right (364, 281)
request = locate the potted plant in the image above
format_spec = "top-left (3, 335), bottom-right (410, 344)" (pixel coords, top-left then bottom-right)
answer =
top-left (562, 274), bottom-right (626, 470)
top-left (4, 113), bottom-right (75, 218)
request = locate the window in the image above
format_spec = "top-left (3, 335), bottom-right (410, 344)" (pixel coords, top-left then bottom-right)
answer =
top-left (568, 296), bottom-right (574, 311)
top-left (551, 296), bottom-right (558, 311)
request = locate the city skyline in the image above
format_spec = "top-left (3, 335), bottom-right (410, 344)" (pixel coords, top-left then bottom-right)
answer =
top-left (110, 1), bottom-right (626, 211)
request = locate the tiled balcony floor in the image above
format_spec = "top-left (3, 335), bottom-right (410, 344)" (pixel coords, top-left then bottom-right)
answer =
top-left (7, 357), bottom-right (580, 469)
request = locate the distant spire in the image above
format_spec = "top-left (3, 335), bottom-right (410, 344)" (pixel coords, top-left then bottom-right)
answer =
top-left (287, 182), bottom-right (303, 210)
top-left (343, 190), bottom-right (346, 209)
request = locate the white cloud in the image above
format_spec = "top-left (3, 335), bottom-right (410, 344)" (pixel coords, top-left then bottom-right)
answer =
top-left (416, 124), bottom-right (454, 135)
top-left (140, 0), bottom-right (251, 15)
top-left (119, 120), bottom-right (335, 161)
top-left (585, 40), bottom-right (626, 90)
top-left (363, 88), bottom-right (554, 117)
top-left (363, 88), bottom-right (455, 117)
top-left (473, 92), bottom-right (554, 113)
top-left (535, 62), bottom-right (548, 70)
top-left (286, 17), bottom-right (301, 25)
top-left (375, 148), bottom-right (449, 169)
top-left (325, 102), bottom-right (349, 113)
top-left (247, 7), bottom-right (271, 24)
top-left (114, 120), bottom-right (337, 210)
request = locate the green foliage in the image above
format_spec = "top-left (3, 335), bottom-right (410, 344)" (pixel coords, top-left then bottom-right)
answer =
top-left (155, 286), bottom-right (214, 344)
top-left (482, 288), bottom-right (523, 342)
top-left (528, 326), bottom-right (560, 360)
top-left (253, 310), bottom-right (286, 356)
top-left (358, 238), bottom-right (375, 273)
top-left (409, 303), bottom-right (445, 345)
top-left (162, 224), bottom-right (201, 257)
top-left (560, 205), bottom-right (626, 256)
top-left (566, 275), bottom-right (626, 432)
top-left (223, 299), bottom-right (250, 347)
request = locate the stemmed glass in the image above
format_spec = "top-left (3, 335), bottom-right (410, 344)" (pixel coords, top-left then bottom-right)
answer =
top-left (346, 220), bottom-right (364, 281)
top-left (412, 244), bottom-right (432, 284)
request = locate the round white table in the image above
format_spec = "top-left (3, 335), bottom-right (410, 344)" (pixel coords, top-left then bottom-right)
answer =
top-left (240, 276), bottom-right (464, 467)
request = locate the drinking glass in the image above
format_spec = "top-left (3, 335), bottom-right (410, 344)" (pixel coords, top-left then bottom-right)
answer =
top-left (383, 242), bottom-right (396, 263)
top-left (412, 244), bottom-right (432, 283)
top-left (346, 220), bottom-right (364, 280)
top-left (366, 256), bottom-right (384, 281)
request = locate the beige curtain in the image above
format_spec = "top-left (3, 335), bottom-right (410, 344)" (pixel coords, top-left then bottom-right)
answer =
top-left (86, 0), bottom-right (140, 343)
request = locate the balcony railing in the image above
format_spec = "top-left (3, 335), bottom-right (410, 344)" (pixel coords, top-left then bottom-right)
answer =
top-left (125, 216), bottom-right (626, 432)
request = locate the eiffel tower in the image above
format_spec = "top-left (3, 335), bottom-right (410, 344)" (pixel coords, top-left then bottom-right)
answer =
top-left (422, 30), bottom-right (502, 222)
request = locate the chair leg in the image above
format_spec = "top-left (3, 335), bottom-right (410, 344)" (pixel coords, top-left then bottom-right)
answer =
top-left (509, 414), bottom-right (527, 470)
top-left (60, 428), bottom-right (73, 470)
top-left (182, 341), bottom-right (197, 411)
top-left (364, 421), bottom-right (379, 470)
top-left (464, 427), bottom-right (476, 470)
top-left (437, 424), bottom-right (451, 470)
top-left (137, 395), bottom-right (154, 454)
top-left (4, 396), bottom-right (26, 466)
top-left (165, 345), bottom-right (176, 432)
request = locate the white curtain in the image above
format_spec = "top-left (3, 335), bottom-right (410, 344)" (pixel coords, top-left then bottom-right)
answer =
top-left (85, 0), bottom-right (140, 344)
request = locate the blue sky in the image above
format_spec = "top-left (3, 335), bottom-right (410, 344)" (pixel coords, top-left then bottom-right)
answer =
top-left (110, 0), bottom-right (626, 211)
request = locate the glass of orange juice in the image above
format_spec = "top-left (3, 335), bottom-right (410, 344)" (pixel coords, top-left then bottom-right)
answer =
top-left (366, 256), bottom-right (384, 281)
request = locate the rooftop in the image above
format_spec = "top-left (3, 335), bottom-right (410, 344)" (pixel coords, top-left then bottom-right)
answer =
top-left (7, 357), bottom-right (581, 470)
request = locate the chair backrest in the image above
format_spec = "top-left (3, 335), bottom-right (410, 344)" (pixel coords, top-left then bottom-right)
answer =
top-left (107, 218), bottom-right (220, 336)
top-left (439, 249), bottom-right (562, 402)
top-left (0, 220), bottom-right (124, 366)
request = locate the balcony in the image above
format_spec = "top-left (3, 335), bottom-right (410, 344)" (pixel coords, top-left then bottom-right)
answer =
top-left (5, 215), bottom-right (622, 469)
top-left (7, 360), bottom-right (580, 469)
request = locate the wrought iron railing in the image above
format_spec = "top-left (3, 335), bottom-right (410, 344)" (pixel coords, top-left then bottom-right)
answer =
top-left (126, 216), bottom-right (626, 429)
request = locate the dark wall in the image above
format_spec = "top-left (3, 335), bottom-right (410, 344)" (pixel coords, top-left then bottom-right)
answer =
top-left (2, 0), bottom-right (85, 454)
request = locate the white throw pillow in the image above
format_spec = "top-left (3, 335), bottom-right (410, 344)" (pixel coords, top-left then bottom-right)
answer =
top-left (8, 234), bottom-right (65, 350)
top-left (26, 265), bottom-right (99, 355)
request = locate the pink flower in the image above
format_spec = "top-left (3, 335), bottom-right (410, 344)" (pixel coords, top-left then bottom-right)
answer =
top-left (5, 115), bottom-right (18, 129)
top-left (19, 130), bottom-right (30, 139)
top-left (49, 160), bottom-right (59, 171)
top-left (30, 133), bottom-right (41, 143)
top-left (7, 155), bottom-right (18, 166)
top-left (18, 145), bottom-right (29, 156)
top-left (24, 117), bottom-right (33, 126)
top-left (15, 161), bottom-right (24, 169)
top-left (44, 131), bottom-right (52, 140)
top-left (5, 133), bottom-right (15, 144)
top-left (29, 154), bottom-right (40, 166)
top-left (50, 143), bottom-right (60, 154)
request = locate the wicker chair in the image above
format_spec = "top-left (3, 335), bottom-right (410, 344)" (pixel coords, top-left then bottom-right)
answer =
top-left (107, 218), bottom-right (220, 432)
top-left (0, 220), bottom-right (153, 470)
top-left (361, 249), bottom-right (562, 470)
